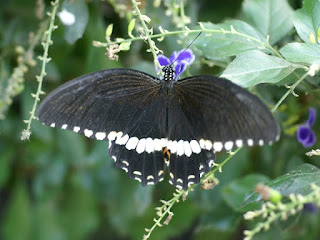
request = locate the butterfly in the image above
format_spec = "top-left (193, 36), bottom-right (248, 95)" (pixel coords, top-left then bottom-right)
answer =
top-left (37, 57), bottom-right (280, 190)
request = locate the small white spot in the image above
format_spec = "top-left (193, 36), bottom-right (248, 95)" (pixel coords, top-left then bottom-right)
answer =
top-left (61, 124), bottom-right (67, 129)
top-left (188, 175), bottom-right (195, 180)
top-left (236, 139), bottom-right (243, 147)
top-left (276, 134), bottom-right (280, 141)
top-left (168, 140), bottom-right (178, 154)
top-left (158, 170), bottom-right (164, 176)
top-left (199, 164), bottom-right (204, 170)
top-left (107, 131), bottom-right (117, 141)
top-left (134, 177), bottom-right (142, 182)
top-left (177, 140), bottom-right (184, 156)
top-left (188, 181), bottom-right (195, 187)
top-left (268, 140), bottom-right (273, 145)
top-left (200, 172), bottom-right (205, 178)
top-left (84, 129), bottom-right (93, 138)
top-left (122, 161), bottom-right (129, 166)
top-left (58, 8), bottom-right (76, 26)
top-left (259, 139), bottom-right (264, 146)
top-left (108, 141), bottom-right (112, 149)
top-left (112, 156), bottom-right (117, 162)
top-left (133, 171), bottom-right (142, 175)
top-left (159, 177), bottom-right (164, 182)
top-left (147, 175), bottom-right (154, 180)
top-left (247, 139), bottom-right (254, 146)
top-left (169, 172), bottom-right (174, 179)
top-left (177, 178), bottom-right (183, 183)
top-left (50, 123), bottom-right (55, 128)
top-left (184, 141), bottom-right (192, 157)
top-left (116, 131), bottom-right (123, 140)
top-left (190, 140), bottom-right (201, 154)
top-left (147, 181), bottom-right (154, 185)
top-left (116, 134), bottom-right (129, 145)
top-left (136, 138), bottom-right (146, 154)
top-left (176, 185), bottom-right (183, 190)
top-left (213, 142), bottom-right (223, 152)
top-left (224, 141), bottom-right (233, 151)
top-left (122, 167), bottom-right (128, 172)
top-left (164, 158), bottom-right (170, 167)
top-left (95, 132), bottom-right (106, 140)
top-left (205, 140), bottom-right (213, 150)
top-left (73, 126), bottom-right (80, 133)
top-left (126, 137), bottom-right (139, 150)
top-left (153, 138), bottom-right (162, 151)
top-left (208, 159), bottom-right (215, 167)
top-left (169, 180), bottom-right (173, 185)
top-left (199, 139), bottom-right (206, 149)
top-left (145, 137), bottom-right (154, 153)
top-left (161, 138), bottom-right (168, 147)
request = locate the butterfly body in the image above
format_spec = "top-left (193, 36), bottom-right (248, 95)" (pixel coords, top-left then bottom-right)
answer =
top-left (38, 67), bottom-right (280, 190)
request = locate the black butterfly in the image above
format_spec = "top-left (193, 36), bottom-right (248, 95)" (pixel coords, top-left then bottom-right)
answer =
top-left (38, 65), bottom-right (280, 190)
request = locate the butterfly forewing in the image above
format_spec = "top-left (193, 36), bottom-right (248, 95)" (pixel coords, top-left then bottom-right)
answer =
top-left (173, 75), bottom-right (280, 152)
top-left (38, 69), bottom-right (163, 138)
top-left (38, 69), bottom-right (168, 185)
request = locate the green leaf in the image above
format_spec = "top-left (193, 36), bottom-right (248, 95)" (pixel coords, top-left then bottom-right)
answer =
top-left (59, 184), bottom-right (99, 240)
top-left (192, 20), bottom-right (264, 58)
top-left (292, 0), bottom-right (320, 43)
top-left (241, 0), bottom-right (293, 45)
top-left (193, 202), bottom-right (241, 240)
top-left (221, 50), bottom-right (303, 87)
top-left (243, 164), bottom-right (320, 207)
top-left (62, 0), bottom-right (89, 44)
top-left (280, 42), bottom-right (320, 65)
top-left (2, 183), bottom-right (32, 240)
top-left (221, 174), bottom-right (270, 212)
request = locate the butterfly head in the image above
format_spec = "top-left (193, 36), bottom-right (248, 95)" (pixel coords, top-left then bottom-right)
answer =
top-left (162, 65), bottom-right (175, 82)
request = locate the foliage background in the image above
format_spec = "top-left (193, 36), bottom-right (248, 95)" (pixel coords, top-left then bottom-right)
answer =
top-left (1, 0), bottom-right (320, 240)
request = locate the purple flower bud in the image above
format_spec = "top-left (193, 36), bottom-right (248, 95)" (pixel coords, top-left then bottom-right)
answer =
top-left (303, 203), bottom-right (318, 214)
top-left (297, 108), bottom-right (317, 148)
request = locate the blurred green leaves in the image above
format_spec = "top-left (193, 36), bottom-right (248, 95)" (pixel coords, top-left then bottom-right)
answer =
top-left (241, 0), bottom-right (293, 45)
top-left (221, 50), bottom-right (303, 87)
top-left (292, 0), bottom-right (320, 43)
top-left (192, 20), bottom-right (264, 58)
top-left (280, 43), bottom-right (320, 65)
top-left (60, 0), bottom-right (89, 44)
top-left (243, 164), bottom-right (320, 207)
top-left (1, 0), bottom-right (320, 239)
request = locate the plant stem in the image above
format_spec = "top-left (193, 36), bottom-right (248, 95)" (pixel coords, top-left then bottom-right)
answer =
top-left (21, 0), bottom-right (60, 140)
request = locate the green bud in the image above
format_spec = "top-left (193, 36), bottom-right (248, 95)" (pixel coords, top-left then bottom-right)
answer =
top-left (119, 41), bottom-right (131, 51)
top-left (128, 19), bottom-right (135, 38)
top-left (268, 188), bottom-right (282, 203)
top-left (309, 32), bottom-right (316, 43)
top-left (105, 24), bottom-right (113, 38)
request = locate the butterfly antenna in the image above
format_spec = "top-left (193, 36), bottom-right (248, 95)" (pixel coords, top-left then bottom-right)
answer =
top-left (170, 31), bottom-right (202, 66)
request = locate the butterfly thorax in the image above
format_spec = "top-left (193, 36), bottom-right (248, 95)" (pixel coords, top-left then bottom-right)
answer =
top-left (161, 65), bottom-right (175, 95)
top-left (162, 65), bottom-right (175, 82)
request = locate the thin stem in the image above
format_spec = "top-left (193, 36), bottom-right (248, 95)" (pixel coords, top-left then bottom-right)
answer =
top-left (143, 190), bottom-right (183, 240)
top-left (21, 0), bottom-right (60, 140)
top-left (131, 0), bottom-right (164, 77)
top-left (271, 71), bottom-right (309, 113)
top-left (179, 0), bottom-right (186, 29)
top-left (94, 28), bottom-right (275, 55)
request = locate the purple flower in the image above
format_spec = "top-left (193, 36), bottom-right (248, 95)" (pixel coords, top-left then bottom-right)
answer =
top-left (156, 49), bottom-right (195, 79)
top-left (303, 203), bottom-right (318, 214)
top-left (297, 108), bottom-right (317, 148)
